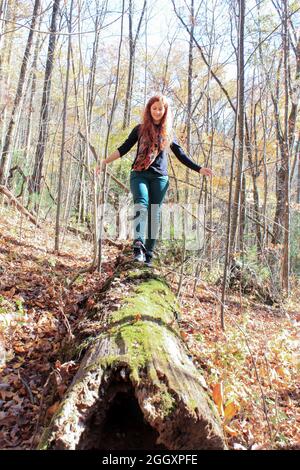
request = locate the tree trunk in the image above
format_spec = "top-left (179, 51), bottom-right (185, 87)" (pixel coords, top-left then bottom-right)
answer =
top-left (122, 0), bottom-right (146, 129)
top-left (0, 0), bottom-right (41, 184)
top-left (38, 262), bottom-right (225, 450)
top-left (97, 1), bottom-right (125, 272)
top-left (230, 0), bottom-right (245, 254)
top-left (86, 2), bottom-right (107, 130)
top-left (0, 0), bottom-right (10, 75)
top-left (297, 138), bottom-right (300, 204)
top-left (272, 31), bottom-right (299, 248)
top-left (29, 0), bottom-right (60, 196)
top-left (282, 0), bottom-right (290, 293)
top-left (24, 14), bottom-right (42, 176)
top-left (245, 116), bottom-right (262, 255)
top-left (55, 0), bottom-right (73, 252)
top-left (239, 173), bottom-right (246, 255)
top-left (0, 0), bottom-right (16, 155)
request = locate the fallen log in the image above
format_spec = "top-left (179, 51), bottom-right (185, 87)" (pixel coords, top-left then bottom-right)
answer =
top-left (0, 185), bottom-right (41, 228)
top-left (39, 261), bottom-right (226, 450)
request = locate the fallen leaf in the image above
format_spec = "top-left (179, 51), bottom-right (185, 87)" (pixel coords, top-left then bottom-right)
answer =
top-left (212, 382), bottom-right (224, 416)
top-left (86, 298), bottom-right (95, 310)
top-left (46, 401), bottom-right (60, 417)
top-left (57, 384), bottom-right (67, 398)
top-left (180, 331), bottom-right (188, 341)
top-left (224, 402), bottom-right (239, 423)
top-left (0, 390), bottom-right (14, 400)
top-left (13, 345), bottom-right (27, 354)
top-left (12, 362), bottom-right (23, 369)
top-left (6, 287), bottom-right (16, 298)
top-left (224, 424), bottom-right (238, 437)
top-left (275, 366), bottom-right (289, 378)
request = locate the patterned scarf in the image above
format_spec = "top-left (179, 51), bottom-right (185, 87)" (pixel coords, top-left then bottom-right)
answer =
top-left (132, 128), bottom-right (161, 171)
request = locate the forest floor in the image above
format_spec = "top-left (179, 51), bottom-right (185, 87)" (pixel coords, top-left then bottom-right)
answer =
top-left (0, 205), bottom-right (299, 451)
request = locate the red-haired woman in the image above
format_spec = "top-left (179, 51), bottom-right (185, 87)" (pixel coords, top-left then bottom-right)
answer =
top-left (101, 95), bottom-right (212, 265)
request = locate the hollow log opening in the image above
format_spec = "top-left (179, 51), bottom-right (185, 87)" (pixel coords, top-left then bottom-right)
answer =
top-left (78, 378), bottom-right (166, 450)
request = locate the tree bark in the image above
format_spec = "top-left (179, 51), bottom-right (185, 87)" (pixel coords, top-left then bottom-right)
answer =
top-left (29, 0), bottom-right (61, 196)
top-left (282, 0), bottom-right (290, 293)
top-left (24, 13), bottom-right (43, 178)
top-left (245, 116), bottom-right (262, 255)
top-left (297, 160), bottom-right (300, 204)
top-left (39, 262), bottom-right (225, 450)
top-left (97, 1), bottom-right (125, 272)
top-left (122, 0), bottom-right (146, 129)
top-left (55, 0), bottom-right (73, 252)
top-left (230, 0), bottom-right (245, 254)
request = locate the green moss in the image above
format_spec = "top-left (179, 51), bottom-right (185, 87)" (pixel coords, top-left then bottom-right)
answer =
top-left (110, 278), bottom-right (180, 326)
top-left (117, 321), bottom-right (162, 383)
top-left (187, 398), bottom-right (198, 411)
top-left (126, 269), bottom-right (149, 280)
top-left (160, 390), bottom-right (176, 414)
top-left (147, 363), bottom-right (160, 384)
top-left (83, 354), bottom-right (120, 373)
top-left (72, 273), bottom-right (182, 388)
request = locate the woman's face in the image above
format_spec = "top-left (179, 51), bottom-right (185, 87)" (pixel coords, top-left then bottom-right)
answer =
top-left (150, 101), bottom-right (165, 124)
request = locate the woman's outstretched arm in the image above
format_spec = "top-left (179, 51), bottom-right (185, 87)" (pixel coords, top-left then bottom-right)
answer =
top-left (170, 138), bottom-right (213, 177)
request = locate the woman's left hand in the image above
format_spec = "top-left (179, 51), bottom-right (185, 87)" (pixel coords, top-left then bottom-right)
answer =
top-left (199, 167), bottom-right (213, 177)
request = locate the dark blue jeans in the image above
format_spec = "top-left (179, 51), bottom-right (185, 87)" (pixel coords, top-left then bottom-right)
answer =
top-left (130, 169), bottom-right (169, 254)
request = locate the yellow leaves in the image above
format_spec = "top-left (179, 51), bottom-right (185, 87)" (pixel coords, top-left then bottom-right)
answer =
top-left (212, 176), bottom-right (228, 188)
top-left (224, 402), bottom-right (239, 423)
top-left (212, 382), bottom-right (239, 439)
top-left (275, 365), bottom-right (289, 379)
top-left (212, 382), bottom-right (239, 420)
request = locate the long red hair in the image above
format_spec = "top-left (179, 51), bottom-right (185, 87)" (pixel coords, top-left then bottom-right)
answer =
top-left (139, 95), bottom-right (172, 151)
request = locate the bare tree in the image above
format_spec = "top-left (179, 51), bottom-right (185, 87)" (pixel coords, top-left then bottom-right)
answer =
top-left (29, 0), bottom-right (61, 197)
top-left (282, 0), bottom-right (290, 293)
top-left (55, 0), bottom-right (73, 252)
top-left (98, 0), bottom-right (126, 272)
top-left (122, 0), bottom-right (147, 129)
top-left (0, 0), bottom-right (41, 184)
top-left (229, 0), bottom-right (245, 254)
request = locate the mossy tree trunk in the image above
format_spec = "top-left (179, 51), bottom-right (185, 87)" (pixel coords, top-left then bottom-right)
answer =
top-left (39, 261), bottom-right (226, 450)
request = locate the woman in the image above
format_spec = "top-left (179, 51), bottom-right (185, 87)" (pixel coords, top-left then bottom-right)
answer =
top-left (101, 94), bottom-right (212, 265)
